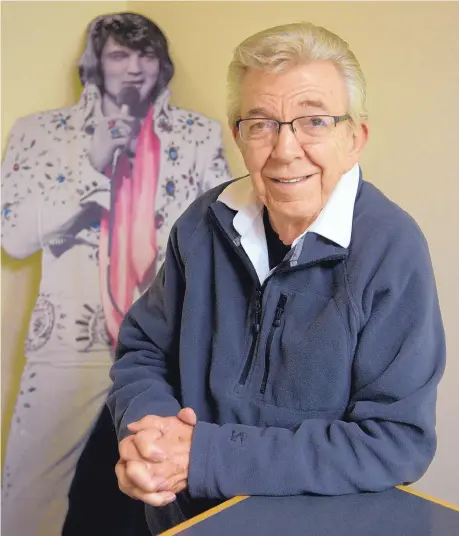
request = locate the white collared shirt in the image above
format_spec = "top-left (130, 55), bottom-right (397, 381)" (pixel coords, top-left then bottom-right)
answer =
top-left (217, 163), bottom-right (360, 284)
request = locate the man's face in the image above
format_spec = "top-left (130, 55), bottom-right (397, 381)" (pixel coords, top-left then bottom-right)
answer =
top-left (234, 61), bottom-right (368, 226)
top-left (100, 36), bottom-right (160, 104)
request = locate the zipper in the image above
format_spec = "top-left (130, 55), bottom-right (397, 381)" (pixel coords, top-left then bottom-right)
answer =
top-left (260, 294), bottom-right (287, 394)
top-left (208, 208), bottom-right (346, 389)
top-left (210, 210), bottom-right (266, 385)
top-left (208, 209), bottom-right (266, 387)
top-left (239, 289), bottom-right (262, 385)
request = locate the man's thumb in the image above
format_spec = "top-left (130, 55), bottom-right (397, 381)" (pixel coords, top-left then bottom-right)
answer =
top-left (177, 407), bottom-right (197, 426)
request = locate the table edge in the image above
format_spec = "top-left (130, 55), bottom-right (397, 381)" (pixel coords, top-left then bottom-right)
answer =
top-left (397, 485), bottom-right (459, 512)
top-left (159, 486), bottom-right (459, 535)
top-left (158, 496), bottom-right (249, 535)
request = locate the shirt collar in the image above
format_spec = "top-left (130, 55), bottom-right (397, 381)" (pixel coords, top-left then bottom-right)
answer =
top-left (293, 163), bottom-right (360, 248)
top-left (217, 175), bottom-right (264, 238)
top-left (218, 163), bottom-right (360, 249)
top-left (217, 176), bottom-right (268, 283)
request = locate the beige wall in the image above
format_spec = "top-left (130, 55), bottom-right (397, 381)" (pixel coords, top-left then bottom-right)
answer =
top-left (2, 1), bottom-right (458, 503)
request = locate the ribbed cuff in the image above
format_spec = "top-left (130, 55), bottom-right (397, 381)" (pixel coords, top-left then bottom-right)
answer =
top-left (188, 421), bottom-right (219, 498)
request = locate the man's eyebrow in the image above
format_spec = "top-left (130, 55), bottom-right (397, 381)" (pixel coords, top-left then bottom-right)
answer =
top-left (245, 107), bottom-right (273, 118)
top-left (245, 100), bottom-right (329, 118)
top-left (298, 99), bottom-right (328, 111)
top-left (105, 49), bottom-right (128, 55)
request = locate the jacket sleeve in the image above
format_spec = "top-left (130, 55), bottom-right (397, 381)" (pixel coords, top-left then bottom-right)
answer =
top-left (106, 227), bottom-right (185, 440)
top-left (188, 232), bottom-right (446, 499)
top-left (1, 116), bottom-right (110, 258)
top-left (197, 122), bottom-right (232, 194)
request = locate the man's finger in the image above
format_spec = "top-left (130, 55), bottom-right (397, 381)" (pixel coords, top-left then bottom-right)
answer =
top-left (138, 491), bottom-right (177, 507)
top-left (167, 474), bottom-right (187, 494)
top-left (116, 462), bottom-right (175, 505)
top-left (128, 415), bottom-right (164, 433)
top-left (115, 461), bottom-right (136, 498)
top-left (133, 429), bottom-right (166, 462)
top-left (124, 488), bottom-right (176, 506)
top-left (125, 460), bottom-right (156, 491)
top-left (119, 435), bottom-right (142, 462)
top-left (107, 115), bottom-right (138, 125)
top-left (125, 460), bottom-right (168, 493)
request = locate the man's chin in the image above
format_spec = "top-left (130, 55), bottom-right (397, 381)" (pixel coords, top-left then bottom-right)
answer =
top-left (267, 198), bottom-right (319, 220)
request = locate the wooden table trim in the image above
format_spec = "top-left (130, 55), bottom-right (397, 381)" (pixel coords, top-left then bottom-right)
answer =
top-left (158, 496), bottom-right (249, 535)
top-left (397, 485), bottom-right (459, 512)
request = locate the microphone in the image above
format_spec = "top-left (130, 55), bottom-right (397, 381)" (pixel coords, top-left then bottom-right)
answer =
top-left (111, 86), bottom-right (142, 173)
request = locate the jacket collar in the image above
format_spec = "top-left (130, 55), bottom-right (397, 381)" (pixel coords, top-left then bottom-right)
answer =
top-left (217, 164), bottom-right (360, 248)
top-left (212, 165), bottom-right (360, 282)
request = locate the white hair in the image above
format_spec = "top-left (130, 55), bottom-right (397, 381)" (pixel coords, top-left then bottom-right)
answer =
top-left (227, 22), bottom-right (367, 127)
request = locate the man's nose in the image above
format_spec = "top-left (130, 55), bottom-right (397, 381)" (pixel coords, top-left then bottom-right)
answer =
top-left (127, 52), bottom-right (142, 73)
top-left (270, 124), bottom-right (304, 163)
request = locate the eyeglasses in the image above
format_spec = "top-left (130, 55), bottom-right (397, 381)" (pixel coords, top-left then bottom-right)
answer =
top-left (236, 114), bottom-right (350, 144)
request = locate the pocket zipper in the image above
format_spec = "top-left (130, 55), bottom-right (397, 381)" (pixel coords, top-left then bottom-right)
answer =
top-left (260, 294), bottom-right (287, 394)
top-left (239, 290), bottom-right (262, 385)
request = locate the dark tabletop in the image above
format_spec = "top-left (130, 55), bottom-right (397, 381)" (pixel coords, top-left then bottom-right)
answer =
top-left (171, 488), bottom-right (459, 536)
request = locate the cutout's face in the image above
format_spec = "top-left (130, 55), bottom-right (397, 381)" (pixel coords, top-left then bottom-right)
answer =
top-left (100, 36), bottom-right (160, 104)
top-left (234, 61), bottom-right (368, 226)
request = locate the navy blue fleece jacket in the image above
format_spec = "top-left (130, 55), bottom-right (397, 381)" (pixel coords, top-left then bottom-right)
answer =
top-left (107, 175), bottom-right (445, 501)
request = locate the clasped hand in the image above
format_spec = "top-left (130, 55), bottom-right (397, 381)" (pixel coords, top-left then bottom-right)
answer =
top-left (115, 408), bottom-right (196, 507)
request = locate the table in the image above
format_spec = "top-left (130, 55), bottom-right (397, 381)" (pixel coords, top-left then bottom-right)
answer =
top-left (159, 486), bottom-right (459, 536)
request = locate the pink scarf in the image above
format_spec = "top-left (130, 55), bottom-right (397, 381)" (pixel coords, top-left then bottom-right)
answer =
top-left (99, 105), bottom-right (160, 343)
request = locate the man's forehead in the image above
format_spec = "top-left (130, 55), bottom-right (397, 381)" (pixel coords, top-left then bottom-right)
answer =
top-left (103, 36), bottom-right (127, 51)
top-left (102, 36), bottom-right (154, 54)
top-left (240, 62), bottom-right (347, 111)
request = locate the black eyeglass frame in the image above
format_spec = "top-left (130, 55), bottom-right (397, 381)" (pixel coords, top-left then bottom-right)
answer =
top-left (235, 114), bottom-right (350, 139)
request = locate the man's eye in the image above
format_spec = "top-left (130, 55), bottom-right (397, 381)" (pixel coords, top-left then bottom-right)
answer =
top-left (109, 52), bottom-right (129, 60)
top-left (310, 117), bottom-right (327, 127)
top-left (250, 121), bottom-right (270, 132)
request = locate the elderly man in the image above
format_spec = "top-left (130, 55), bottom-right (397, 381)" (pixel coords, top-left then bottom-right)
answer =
top-left (107, 22), bottom-right (445, 534)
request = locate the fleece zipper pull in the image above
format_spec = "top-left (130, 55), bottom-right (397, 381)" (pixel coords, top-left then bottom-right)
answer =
top-left (260, 294), bottom-right (287, 394)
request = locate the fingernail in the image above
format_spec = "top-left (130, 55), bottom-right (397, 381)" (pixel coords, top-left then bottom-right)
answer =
top-left (163, 492), bottom-right (176, 503)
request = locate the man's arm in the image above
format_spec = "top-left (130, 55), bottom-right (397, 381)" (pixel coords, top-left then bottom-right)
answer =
top-left (107, 227), bottom-right (185, 440)
top-left (1, 117), bottom-right (110, 258)
top-left (187, 232), bottom-right (446, 499)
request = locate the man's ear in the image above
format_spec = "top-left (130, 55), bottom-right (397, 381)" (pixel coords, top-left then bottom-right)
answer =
top-left (348, 120), bottom-right (369, 159)
top-left (232, 123), bottom-right (246, 152)
top-left (232, 123), bottom-right (239, 143)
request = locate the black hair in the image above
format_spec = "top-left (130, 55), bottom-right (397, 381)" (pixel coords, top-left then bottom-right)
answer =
top-left (78, 12), bottom-right (174, 102)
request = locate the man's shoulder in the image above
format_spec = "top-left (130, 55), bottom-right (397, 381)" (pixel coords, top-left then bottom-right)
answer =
top-left (7, 103), bottom-right (79, 140)
top-left (346, 178), bottom-right (432, 292)
top-left (354, 179), bottom-right (428, 252)
top-left (16, 103), bottom-right (77, 124)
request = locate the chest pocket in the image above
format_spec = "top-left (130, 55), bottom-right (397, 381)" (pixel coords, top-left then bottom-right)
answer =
top-left (261, 290), bottom-right (352, 412)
